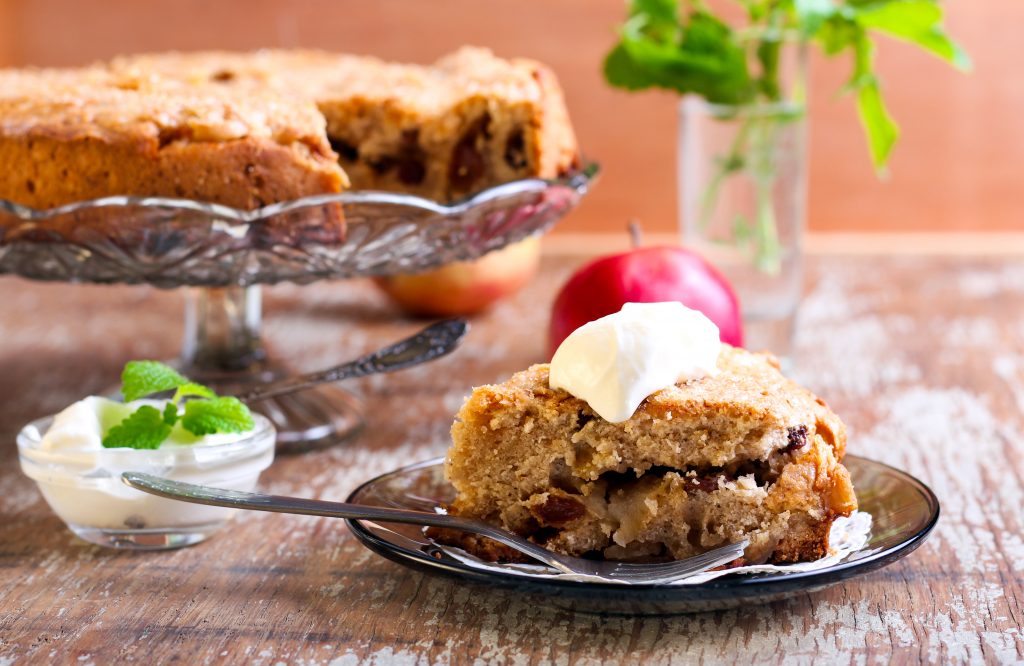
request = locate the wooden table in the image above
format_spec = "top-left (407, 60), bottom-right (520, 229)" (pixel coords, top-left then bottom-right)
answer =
top-left (2, 253), bottom-right (1023, 664)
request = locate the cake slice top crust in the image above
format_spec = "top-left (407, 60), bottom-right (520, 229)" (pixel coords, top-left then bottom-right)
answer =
top-left (464, 345), bottom-right (844, 457)
top-left (447, 345), bottom-right (847, 507)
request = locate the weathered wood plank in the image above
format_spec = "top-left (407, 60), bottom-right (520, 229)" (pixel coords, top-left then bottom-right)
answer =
top-left (0, 255), bottom-right (1022, 664)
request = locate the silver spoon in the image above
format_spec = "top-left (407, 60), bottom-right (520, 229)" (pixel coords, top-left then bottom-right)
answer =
top-left (121, 472), bottom-right (748, 584)
top-left (235, 318), bottom-right (468, 403)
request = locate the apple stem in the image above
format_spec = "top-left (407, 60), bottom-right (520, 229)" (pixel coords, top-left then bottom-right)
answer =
top-left (628, 219), bottom-right (643, 248)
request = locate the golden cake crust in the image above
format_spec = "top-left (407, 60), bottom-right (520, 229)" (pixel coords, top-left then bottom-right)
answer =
top-left (0, 66), bottom-right (346, 211)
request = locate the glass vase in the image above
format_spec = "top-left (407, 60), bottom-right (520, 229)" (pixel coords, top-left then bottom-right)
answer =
top-left (678, 41), bottom-right (808, 369)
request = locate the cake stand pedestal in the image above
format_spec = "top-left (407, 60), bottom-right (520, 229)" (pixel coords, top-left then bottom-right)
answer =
top-left (0, 163), bottom-right (598, 452)
top-left (180, 285), bottom-right (364, 451)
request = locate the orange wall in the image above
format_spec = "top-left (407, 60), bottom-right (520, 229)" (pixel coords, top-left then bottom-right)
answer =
top-left (1, 0), bottom-right (1019, 235)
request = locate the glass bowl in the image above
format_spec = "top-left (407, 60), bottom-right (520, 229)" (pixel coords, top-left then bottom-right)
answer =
top-left (17, 411), bottom-right (276, 550)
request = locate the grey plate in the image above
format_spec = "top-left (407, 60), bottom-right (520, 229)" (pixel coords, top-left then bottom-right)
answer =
top-left (345, 455), bottom-right (940, 615)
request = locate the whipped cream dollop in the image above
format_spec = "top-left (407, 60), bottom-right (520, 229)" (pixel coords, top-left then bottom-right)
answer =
top-left (549, 302), bottom-right (722, 423)
top-left (40, 396), bottom-right (250, 451)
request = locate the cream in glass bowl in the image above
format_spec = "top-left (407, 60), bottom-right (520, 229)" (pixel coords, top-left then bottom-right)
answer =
top-left (18, 393), bottom-right (275, 550)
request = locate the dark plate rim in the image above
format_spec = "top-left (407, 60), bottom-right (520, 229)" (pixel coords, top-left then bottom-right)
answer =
top-left (345, 454), bottom-right (940, 593)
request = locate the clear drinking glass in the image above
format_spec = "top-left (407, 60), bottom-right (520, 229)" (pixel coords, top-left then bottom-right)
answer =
top-left (678, 40), bottom-right (808, 369)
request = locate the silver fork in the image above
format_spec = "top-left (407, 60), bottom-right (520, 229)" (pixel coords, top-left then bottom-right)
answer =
top-left (122, 473), bottom-right (748, 585)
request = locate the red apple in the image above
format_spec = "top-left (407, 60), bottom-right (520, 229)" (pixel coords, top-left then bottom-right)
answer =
top-left (548, 245), bottom-right (743, 358)
top-left (374, 236), bottom-right (541, 317)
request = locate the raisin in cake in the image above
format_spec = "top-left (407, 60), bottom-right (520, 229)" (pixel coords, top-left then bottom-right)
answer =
top-left (442, 346), bottom-right (857, 564)
top-left (313, 46), bottom-right (579, 202)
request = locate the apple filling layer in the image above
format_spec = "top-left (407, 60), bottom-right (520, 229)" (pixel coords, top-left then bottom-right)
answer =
top-left (442, 348), bottom-right (858, 564)
top-left (491, 434), bottom-right (853, 564)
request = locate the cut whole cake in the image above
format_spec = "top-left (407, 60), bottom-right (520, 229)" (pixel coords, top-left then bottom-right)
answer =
top-left (0, 48), bottom-right (579, 221)
top-left (441, 345), bottom-right (857, 564)
top-left (108, 47), bottom-right (580, 202)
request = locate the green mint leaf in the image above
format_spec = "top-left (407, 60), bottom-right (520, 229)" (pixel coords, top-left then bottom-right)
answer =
top-left (172, 382), bottom-right (217, 403)
top-left (857, 76), bottom-right (899, 170)
top-left (121, 361), bottom-right (189, 402)
top-left (856, 0), bottom-right (970, 70)
top-left (612, 10), bottom-right (754, 104)
top-left (102, 405), bottom-right (172, 450)
top-left (842, 34), bottom-right (899, 170)
top-left (603, 43), bottom-right (665, 91)
top-left (162, 402), bottom-right (179, 426)
top-left (816, 14), bottom-right (861, 55)
top-left (181, 397), bottom-right (254, 436)
top-left (675, 12), bottom-right (754, 105)
top-left (628, 0), bottom-right (680, 40)
top-left (817, 23), bottom-right (900, 170)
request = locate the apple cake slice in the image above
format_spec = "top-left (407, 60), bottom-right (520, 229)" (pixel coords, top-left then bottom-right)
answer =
top-left (442, 345), bottom-right (857, 564)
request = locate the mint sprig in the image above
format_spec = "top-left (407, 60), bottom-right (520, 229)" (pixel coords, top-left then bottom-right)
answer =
top-left (121, 361), bottom-right (190, 402)
top-left (102, 361), bottom-right (254, 449)
top-left (604, 0), bottom-right (969, 170)
top-left (181, 397), bottom-right (255, 436)
top-left (103, 406), bottom-right (172, 450)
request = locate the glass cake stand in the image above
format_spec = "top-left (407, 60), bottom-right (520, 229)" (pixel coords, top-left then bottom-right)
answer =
top-left (0, 163), bottom-right (598, 451)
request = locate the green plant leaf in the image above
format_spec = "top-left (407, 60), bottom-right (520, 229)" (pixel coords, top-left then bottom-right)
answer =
top-left (102, 405), bottom-right (172, 450)
top-left (614, 10), bottom-right (754, 104)
top-left (181, 397), bottom-right (255, 436)
top-left (172, 382), bottom-right (217, 403)
top-left (840, 33), bottom-right (900, 169)
top-left (603, 43), bottom-right (666, 91)
top-left (816, 13), bottom-right (861, 55)
top-left (628, 0), bottom-right (680, 37)
top-left (856, 0), bottom-right (970, 70)
top-left (856, 77), bottom-right (900, 170)
top-left (162, 401), bottom-right (179, 426)
top-left (121, 361), bottom-right (189, 402)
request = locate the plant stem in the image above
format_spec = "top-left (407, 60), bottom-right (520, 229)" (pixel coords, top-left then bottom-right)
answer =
top-left (694, 25), bottom-right (804, 276)
top-left (697, 113), bottom-right (751, 232)
top-left (750, 116), bottom-right (782, 274)
top-left (628, 219), bottom-right (643, 248)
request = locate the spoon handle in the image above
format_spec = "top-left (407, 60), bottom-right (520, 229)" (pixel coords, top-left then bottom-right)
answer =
top-left (236, 318), bottom-right (468, 403)
top-left (121, 471), bottom-right (486, 534)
